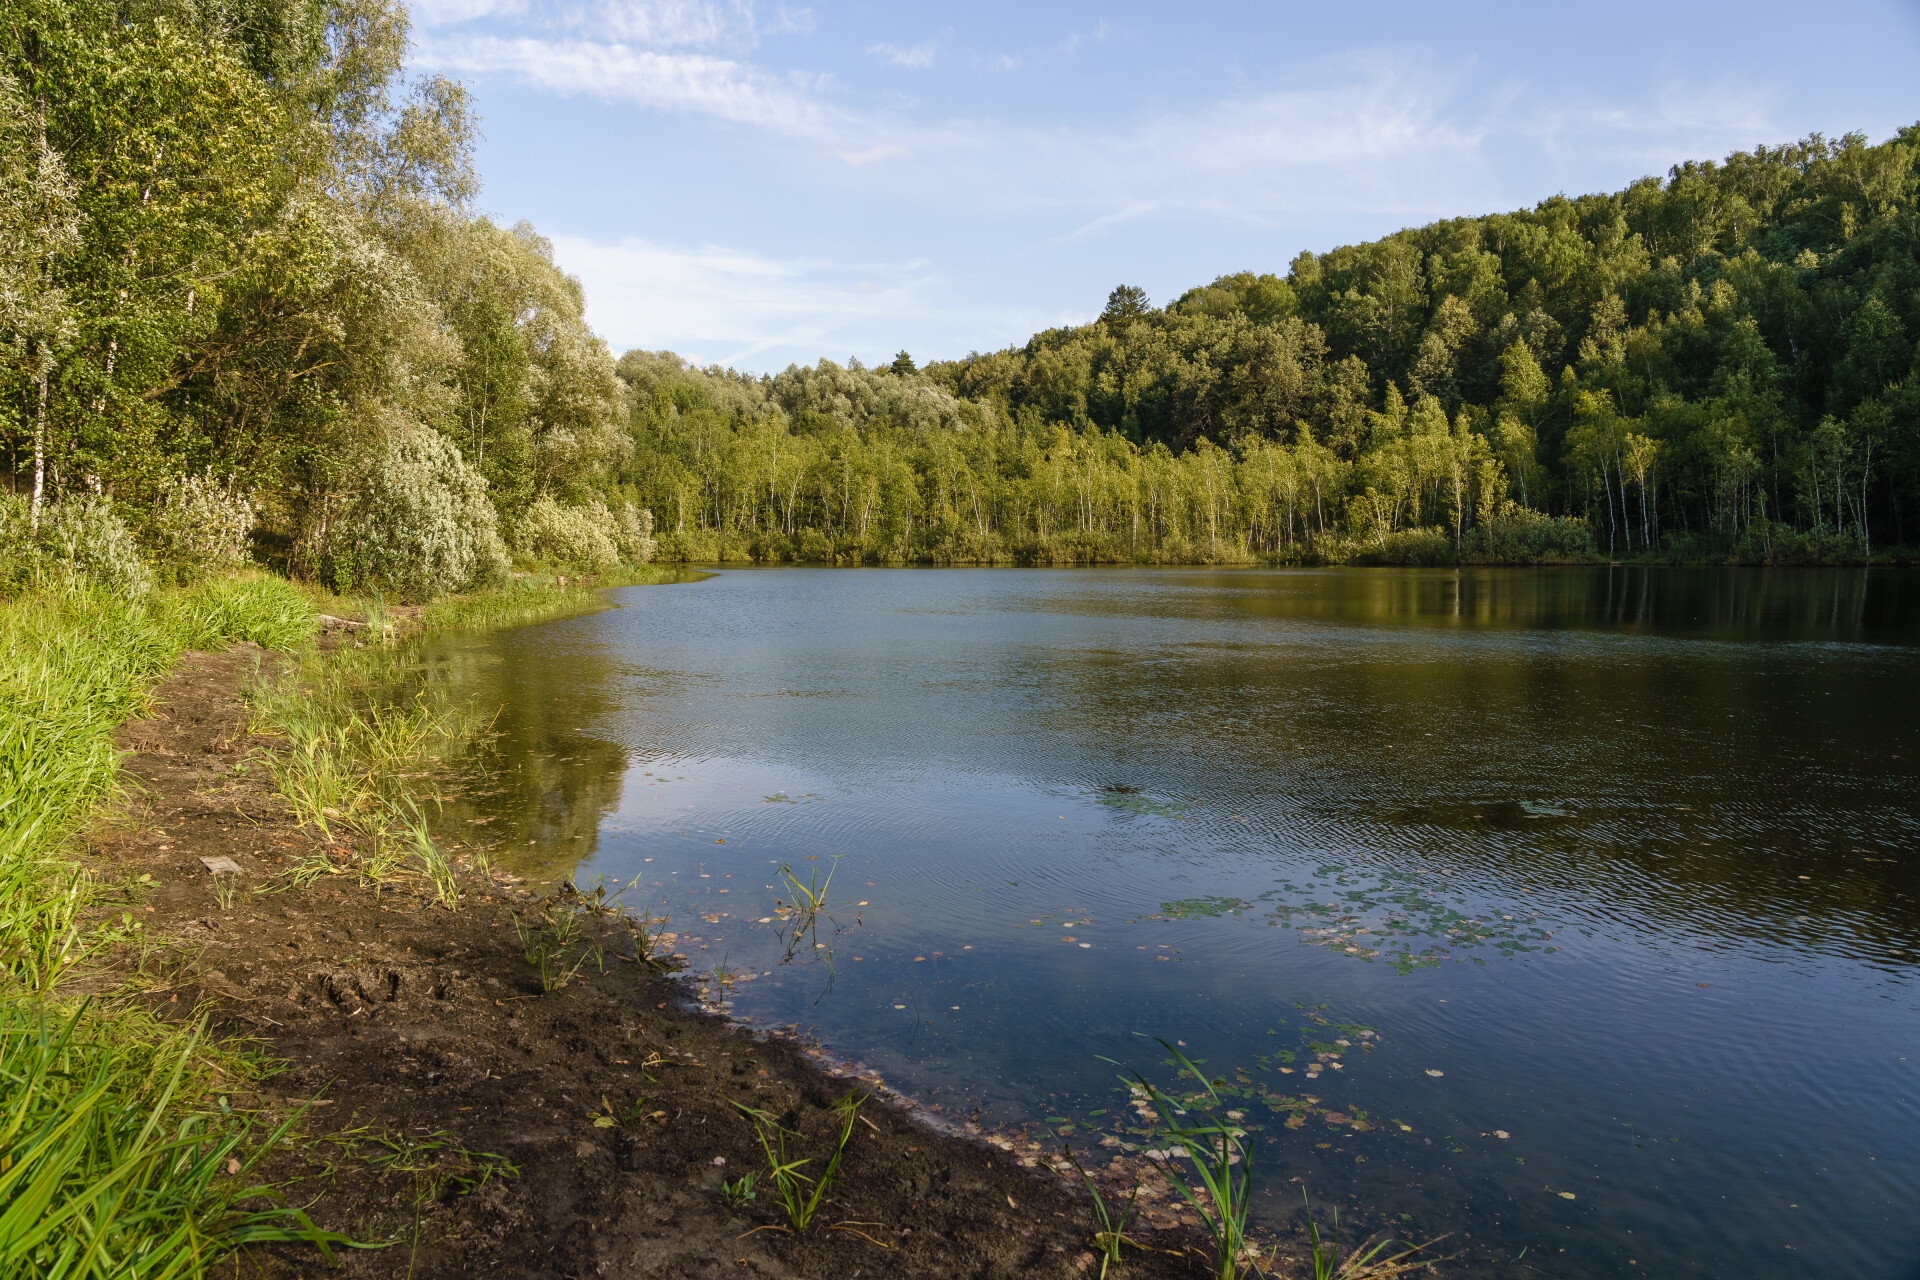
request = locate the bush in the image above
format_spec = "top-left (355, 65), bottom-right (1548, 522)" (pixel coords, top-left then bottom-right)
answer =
top-left (148, 471), bottom-right (256, 582)
top-left (515, 495), bottom-right (618, 570)
top-left (1352, 526), bottom-right (1457, 566)
top-left (650, 525), bottom-right (715, 563)
top-left (1466, 507), bottom-right (1596, 563)
top-left (309, 424), bottom-right (510, 599)
top-left (0, 493), bottom-right (152, 598)
top-left (795, 528), bottom-right (835, 563)
top-left (611, 501), bottom-right (656, 564)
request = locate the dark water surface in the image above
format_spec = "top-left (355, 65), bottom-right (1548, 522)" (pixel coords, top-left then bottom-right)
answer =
top-left (426, 567), bottom-right (1920, 1278)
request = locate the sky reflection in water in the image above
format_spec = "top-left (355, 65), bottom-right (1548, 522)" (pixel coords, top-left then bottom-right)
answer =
top-left (426, 567), bottom-right (1920, 1279)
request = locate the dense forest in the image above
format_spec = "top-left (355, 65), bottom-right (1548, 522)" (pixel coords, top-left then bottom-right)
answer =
top-left (2, 0), bottom-right (1917, 583)
top-left (0, 0), bottom-right (642, 594)
top-left (623, 128), bottom-right (1920, 566)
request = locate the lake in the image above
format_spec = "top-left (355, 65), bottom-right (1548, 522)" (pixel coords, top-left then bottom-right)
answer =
top-left (425, 566), bottom-right (1920, 1278)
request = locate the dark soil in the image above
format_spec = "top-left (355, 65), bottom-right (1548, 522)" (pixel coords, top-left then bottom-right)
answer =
top-left (87, 643), bottom-right (1253, 1279)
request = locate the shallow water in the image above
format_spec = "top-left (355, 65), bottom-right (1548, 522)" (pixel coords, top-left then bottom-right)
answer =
top-left (426, 567), bottom-right (1920, 1278)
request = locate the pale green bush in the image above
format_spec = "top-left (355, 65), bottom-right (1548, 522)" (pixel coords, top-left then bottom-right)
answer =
top-left (515, 494), bottom-right (618, 570)
top-left (310, 424), bottom-right (509, 598)
top-left (611, 501), bottom-right (656, 564)
top-left (149, 471), bottom-right (256, 581)
top-left (0, 492), bottom-right (152, 597)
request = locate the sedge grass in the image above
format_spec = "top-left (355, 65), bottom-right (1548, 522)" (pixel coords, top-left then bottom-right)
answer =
top-left (1110, 1038), bottom-right (1257, 1280)
top-left (0, 1000), bottom-right (360, 1278)
top-left (1062, 1140), bottom-right (1140, 1279)
top-left (731, 1093), bottom-right (865, 1233)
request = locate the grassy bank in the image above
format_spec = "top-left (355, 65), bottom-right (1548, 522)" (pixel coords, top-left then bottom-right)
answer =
top-left (0, 568), bottom-right (646, 1278)
top-left (0, 574), bottom-right (337, 1276)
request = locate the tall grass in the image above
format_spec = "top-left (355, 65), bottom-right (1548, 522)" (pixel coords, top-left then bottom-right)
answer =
top-left (246, 638), bottom-right (475, 906)
top-left (0, 1002), bottom-right (354, 1278)
top-left (1113, 1039), bottom-right (1257, 1280)
top-left (0, 575), bottom-right (326, 1278)
top-left (0, 577), bottom-right (316, 990)
top-left (422, 565), bottom-right (678, 634)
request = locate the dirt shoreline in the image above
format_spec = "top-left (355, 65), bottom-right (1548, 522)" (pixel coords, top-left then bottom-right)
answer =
top-left (84, 642), bottom-right (1257, 1279)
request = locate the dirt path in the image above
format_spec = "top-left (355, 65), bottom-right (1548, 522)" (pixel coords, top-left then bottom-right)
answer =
top-left (88, 645), bottom-right (1228, 1280)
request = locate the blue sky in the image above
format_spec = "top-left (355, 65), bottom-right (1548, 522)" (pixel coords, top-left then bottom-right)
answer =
top-left (413, 0), bottom-right (1920, 373)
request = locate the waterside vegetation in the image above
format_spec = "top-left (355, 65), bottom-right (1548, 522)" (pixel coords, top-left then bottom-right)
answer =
top-left (620, 128), bottom-right (1920, 567)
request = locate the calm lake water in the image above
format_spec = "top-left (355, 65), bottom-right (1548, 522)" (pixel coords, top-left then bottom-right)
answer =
top-left (425, 567), bottom-right (1920, 1278)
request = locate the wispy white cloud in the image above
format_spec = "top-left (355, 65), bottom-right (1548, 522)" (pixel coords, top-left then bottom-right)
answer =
top-left (547, 234), bottom-right (1060, 368)
top-left (868, 41), bottom-right (934, 68)
top-left (420, 34), bottom-right (842, 135)
top-left (834, 143), bottom-right (912, 165)
top-left (414, 0), bottom-right (812, 49)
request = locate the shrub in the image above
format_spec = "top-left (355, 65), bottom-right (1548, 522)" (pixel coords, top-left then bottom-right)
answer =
top-left (515, 495), bottom-right (618, 570)
top-left (309, 424), bottom-right (510, 599)
top-left (149, 471), bottom-right (256, 582)
top-left (611, 501), bottom-right (656, 564)
top-left (652, 526), bottom-right (714, 563)
top-left (1355, 527), bottom-right (1456, 566)
top-left (0, 493), bottom-right (151, 598)
top-left (795, 528), bottom-right (835, 563)
top-left (1466, 507), bottom-right (1596, 563)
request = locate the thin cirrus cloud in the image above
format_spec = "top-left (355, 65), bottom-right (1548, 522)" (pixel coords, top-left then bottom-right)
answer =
top-left (546, 235), bottom-right (1050, 368)
top-left (867, 41), bottom-right (935, 68)
top-left (422, 35), bottom-right (839, 135)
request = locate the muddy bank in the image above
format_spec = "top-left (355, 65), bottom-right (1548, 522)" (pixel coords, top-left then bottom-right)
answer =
top-left (87, 644), bottom-right (1261, 1279)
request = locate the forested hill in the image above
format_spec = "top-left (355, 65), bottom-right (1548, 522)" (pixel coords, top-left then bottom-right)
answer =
top-left (624, 126), bottom-right (1920, 566)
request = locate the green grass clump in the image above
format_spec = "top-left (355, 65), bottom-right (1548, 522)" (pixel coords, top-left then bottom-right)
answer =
top-left (0, 578), bottom-right (315, 991)
top-left (732, 1094), bottom-right (866, 1233)
top-left (161, 574), bottom-right (318, 653)
top-left (1113, 1039), bottom-right (1256, 1280)
top-left (0, 1002), bottom-right (352, 1278)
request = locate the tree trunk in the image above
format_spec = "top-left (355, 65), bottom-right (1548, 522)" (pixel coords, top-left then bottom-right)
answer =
top-left (32, 362), bottom-right (48, 531)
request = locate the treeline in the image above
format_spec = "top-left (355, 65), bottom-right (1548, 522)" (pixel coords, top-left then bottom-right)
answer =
top-left (625, 126), bottom-right (1920, 566)
top-left (1, 0), bottom-right (644, 597)
top-left (3, 0), bottom-right (1916, 581)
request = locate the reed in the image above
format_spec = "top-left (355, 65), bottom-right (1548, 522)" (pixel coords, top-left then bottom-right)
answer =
top-left (731, 1093), bottom-right (865, 1233)
top-left (1112, 1038), bottom-right (1255, 1280)
top-left (0, 1001), bottom-right (356, 1278)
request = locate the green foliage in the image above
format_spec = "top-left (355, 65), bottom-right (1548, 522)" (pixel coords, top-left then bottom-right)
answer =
top-left (0, 1003), bottom-right (355, 1279)
top-left (0, 495), bottom-right (151, 599)
top-left (514, 494), bottom-right (619, 571)
top-left (146, 474), bottom-right (256, 584)
top-left (307, 423), bottom-right (509, 599)
top-left (731, 1093), bottom-right (865, 1233)
top-left (613, 124), bottom-right (1920, 565)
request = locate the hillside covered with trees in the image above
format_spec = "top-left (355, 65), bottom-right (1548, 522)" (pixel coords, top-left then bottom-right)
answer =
top-left (628, 127), bottom-right (1920, 566)
top-left (2, 0), bottom-right (1916, 581)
